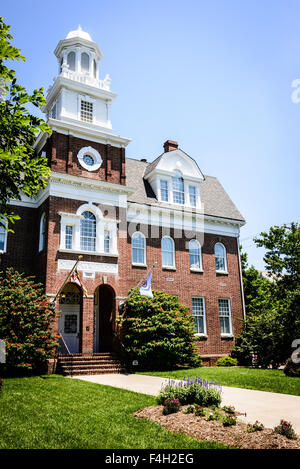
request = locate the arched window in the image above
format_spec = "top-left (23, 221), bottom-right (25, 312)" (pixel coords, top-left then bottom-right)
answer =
top-left (81, 52), bottom-right (89, 72)
top-left (214, 242), bottom-right (227, 272)
top-left (189, 239), bottom-right (202, 270)
top-left (172, 170), bottom-right (185, 204)
top-left (39, 213), bottom-right (46, 252)
top-left (132, 232), bottom-right (146, 265)
top-left (161, 236), bottom-right (175, 268)
top-left (0, 218), bottom-right (8, 253)
top-left (80, 211), bottom-right (96, 252)
top-left (67, 51), bottom-right (75, 71)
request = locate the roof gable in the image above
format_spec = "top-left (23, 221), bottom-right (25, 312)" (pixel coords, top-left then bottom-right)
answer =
top-left (144, 149), bottom-right (204, 180)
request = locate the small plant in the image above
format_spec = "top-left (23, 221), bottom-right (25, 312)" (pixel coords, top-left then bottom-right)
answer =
top-left (247, 421), bottom-right (264, 433)
top-left (222, 405), bottom-right (236, 415)
top-left (194, 405), bottom-right (206, 417)
top-left (183, 405), bottom-right (196, 414)
top-left (216, 356), bottom-right (238, 367)
top-left (273, 420), bottom-right (297, 440)
top-left (162, 398), bottom-right (181, 415)
top-left (222, 415), bottom-right (237, 427)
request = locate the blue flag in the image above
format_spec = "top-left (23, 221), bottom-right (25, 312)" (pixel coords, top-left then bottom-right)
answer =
top-left (139, 272), bottom-right (153, 298)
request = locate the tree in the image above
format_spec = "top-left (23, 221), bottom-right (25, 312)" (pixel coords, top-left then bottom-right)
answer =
top-left (0, 17), bottom-right (51, 230)
top-left (117, 289), bottom-right (202, 370)
top-left (0, 268), bottom-right (58, 373)
top-left (232, 224), bottom-right (300, 368)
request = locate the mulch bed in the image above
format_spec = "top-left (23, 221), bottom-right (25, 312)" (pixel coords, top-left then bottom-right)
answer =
top-left (134, 405), bottom-right (300, 449)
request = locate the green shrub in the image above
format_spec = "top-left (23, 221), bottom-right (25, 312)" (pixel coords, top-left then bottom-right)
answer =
top-left (222, 405), bottom-right (236, 415)
top-left (194, 405), bottom-right (206, 417)
top-left (273, 420), bottom-right (297, 440)
top-left (0, 268), bottom-right (58, 373)
top-left (117, 289), bottom-right (202, 370)
top-left (157, 383), bottom-right (221, 407)
top-left (162, 398), bottom-right (181, 415)
top-left (216, 356), bottom-right (238, 367)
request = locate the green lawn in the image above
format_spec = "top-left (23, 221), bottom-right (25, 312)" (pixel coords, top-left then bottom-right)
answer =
top-left (138, 367), bottom-right (300, 396)
top-left (0, 375), bottom-right (228, 449)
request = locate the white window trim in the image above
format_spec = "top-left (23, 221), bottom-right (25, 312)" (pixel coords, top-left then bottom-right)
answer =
top-left (78, 95), bottom-right (95, 124)
top-left (189, 239), bottom-right (203, 272)
top-left (219, 298), bottom-right (234, 337)
top-left (189, 185), bottom-right (197, 208)
top-left (159, 179), bottom-right (169, 202)
top-left (161, 235), bottom-right (176, 270)
top-left (215, 242), bottom-right (228, 274)
top-left (58, 203), bottom-right (118, 256)
top-left (0, 218), bottom-right (8, 253)
top-left (77, 146), bottom-right (102, 171)
top-left (131, 231), bottom-right (147, 267)
top-left (192, 297), bottom-right (207, 337)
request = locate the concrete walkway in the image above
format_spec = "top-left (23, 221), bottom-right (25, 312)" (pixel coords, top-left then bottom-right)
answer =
top-left (70, 373), bottom-right (300, 435)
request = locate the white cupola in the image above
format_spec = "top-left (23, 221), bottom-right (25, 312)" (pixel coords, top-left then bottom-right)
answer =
top-left (43, 26), bottom-right (130, 145)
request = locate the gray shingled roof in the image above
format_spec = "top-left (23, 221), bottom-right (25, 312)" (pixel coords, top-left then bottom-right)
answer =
top-left (126, 158), bottom-right (245, 223)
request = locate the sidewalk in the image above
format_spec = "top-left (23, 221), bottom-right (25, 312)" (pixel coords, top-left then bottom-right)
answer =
top-left (70, 373), bottom-right (300, 435)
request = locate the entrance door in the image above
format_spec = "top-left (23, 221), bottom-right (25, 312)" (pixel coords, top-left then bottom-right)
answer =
top-left (59, 283), bottom-right (82, 354)
top-left (58, 304), bottom-right (80, 353)
top-left (95, 285), bottom-right (115, 352)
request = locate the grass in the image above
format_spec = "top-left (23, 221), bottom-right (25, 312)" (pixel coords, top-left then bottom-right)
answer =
top-left (0, 375), bottom-right (229, 449)
top-left (137, 367), bottom-right (300, 396)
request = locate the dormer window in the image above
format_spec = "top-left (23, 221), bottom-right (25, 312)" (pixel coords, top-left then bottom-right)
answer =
top-left (172, 170), bottom-right (185, 204)
top-left (189, 186), bottom-right (196, 207)
top-left (160, 180), bottom-right (169, 202)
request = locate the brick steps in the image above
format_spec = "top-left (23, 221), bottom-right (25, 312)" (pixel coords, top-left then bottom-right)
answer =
top-left (58, 353), bottom-right (126, 376)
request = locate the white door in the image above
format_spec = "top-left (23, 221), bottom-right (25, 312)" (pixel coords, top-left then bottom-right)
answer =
top-left (58, 304), bottom-right (80, 354)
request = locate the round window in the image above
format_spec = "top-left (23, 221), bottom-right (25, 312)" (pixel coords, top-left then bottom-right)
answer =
top-left (83, 154), bottom-right (95, 166)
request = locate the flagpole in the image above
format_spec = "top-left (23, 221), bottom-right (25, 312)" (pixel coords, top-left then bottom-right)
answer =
top-left (120, 261), bottom-right (157, 305)
top-left (51, 255), bottom-right (83, 306)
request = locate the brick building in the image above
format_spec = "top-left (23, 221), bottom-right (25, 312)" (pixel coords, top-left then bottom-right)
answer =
top-left (1, 27), bottom-right (246, 367)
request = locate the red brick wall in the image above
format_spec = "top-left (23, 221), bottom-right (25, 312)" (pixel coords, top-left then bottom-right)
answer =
top-left (42, 132), bottom-right (126, 185)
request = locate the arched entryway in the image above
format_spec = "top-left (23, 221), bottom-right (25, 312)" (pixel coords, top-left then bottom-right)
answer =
top-left (94, 284), bottom-right (116, 352)
top-left (58, 283), bottom-right (82, 354)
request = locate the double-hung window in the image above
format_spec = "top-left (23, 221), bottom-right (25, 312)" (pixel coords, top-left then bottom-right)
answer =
top-left (0, 220), bottom-right (8, 253)
top-left (214, 243), bottom-right (227, 272)
top-left (192, 297), bottom-right (206, 335)
top-left (65, 226), bottom-right (73, 250)
top-left (160, 180), bottom-right (169, 202)
top-left (219, 299), bottom-right (233, 335)
top-left (189, 239), bottom-right (202, 270)
top-left (132, 232), bottom-right (146, 265)
top-left (189, 186), bottom-right (196, 207)
top-left (161, 236), bottom-right (175, 268)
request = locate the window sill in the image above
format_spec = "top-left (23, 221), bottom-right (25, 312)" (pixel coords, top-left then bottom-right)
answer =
top-left (216, 270), bottom-right (228, 275)
top-left (58, 248), bottom-right (118, 257)
top-left (132, 263), bottom-right (147, 268)
top-left (190, 268), bottom-right (203, 273)
top-left (162, 266), bottom-right (176, 271)
top-left (194, 333), bottom-right (208, 340)
top-left (221, 334), bottom-right (234, 340)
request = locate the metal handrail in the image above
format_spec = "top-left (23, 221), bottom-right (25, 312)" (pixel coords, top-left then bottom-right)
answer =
top-left (58, 333), bottom-right (71, 356)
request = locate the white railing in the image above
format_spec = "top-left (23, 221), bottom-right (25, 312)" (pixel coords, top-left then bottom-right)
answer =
top-left (60, 68), bottom-right (111, 91)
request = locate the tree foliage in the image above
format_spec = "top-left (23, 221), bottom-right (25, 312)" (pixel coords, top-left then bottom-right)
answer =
top-left (0, 268), bottom-right (58, 373)
top-left (117, 289), bottom-right (202, 370)
top-left (232, 223), bottom-right (300, 368)
top-left (0, 17), bottom-right (51, 230)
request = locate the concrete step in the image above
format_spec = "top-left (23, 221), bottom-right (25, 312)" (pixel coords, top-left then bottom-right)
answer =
top-left (58, 353), bottom-right (126, 376)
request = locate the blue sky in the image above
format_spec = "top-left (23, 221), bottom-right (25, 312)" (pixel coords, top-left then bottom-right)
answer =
top-left (2, 0), bottom-right (299, 270)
